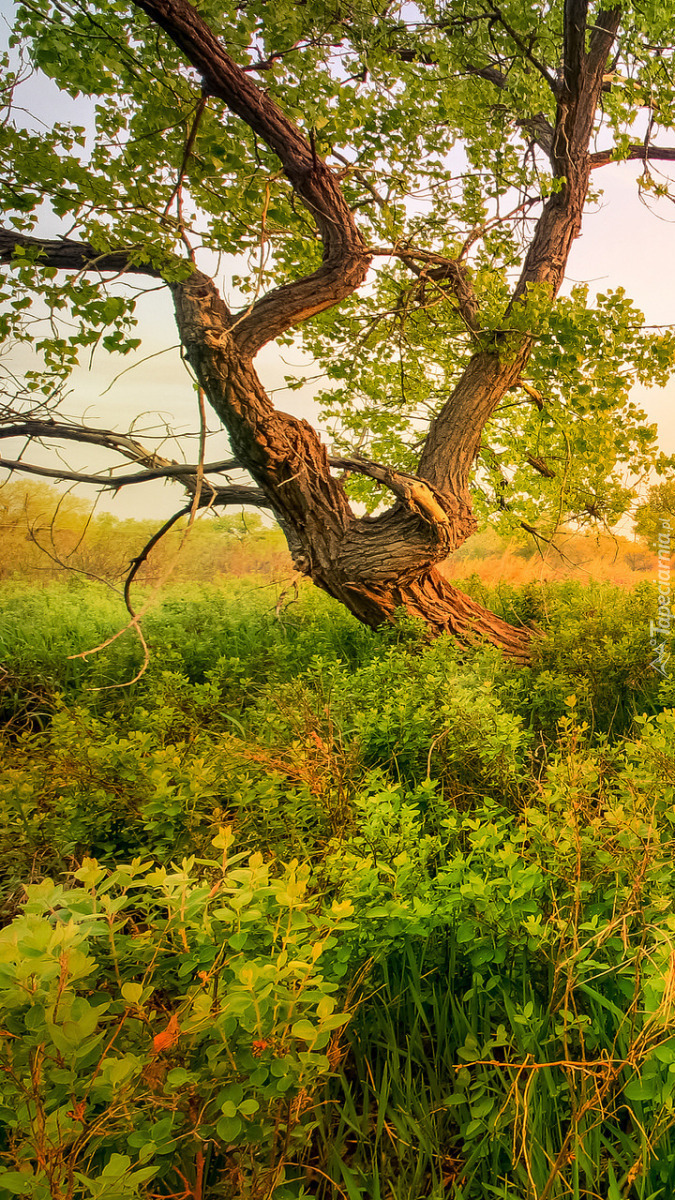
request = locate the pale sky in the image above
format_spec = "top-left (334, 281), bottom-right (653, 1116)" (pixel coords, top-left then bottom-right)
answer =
top-left (566, 163), bottom-right (675, 452)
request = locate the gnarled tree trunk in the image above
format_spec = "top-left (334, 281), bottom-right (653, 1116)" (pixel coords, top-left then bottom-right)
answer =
top-left (154, 0), bottom-right (619, 662)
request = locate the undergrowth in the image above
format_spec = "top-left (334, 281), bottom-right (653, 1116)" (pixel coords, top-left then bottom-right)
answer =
top-left (1, 578), bottom-right (675, 1199)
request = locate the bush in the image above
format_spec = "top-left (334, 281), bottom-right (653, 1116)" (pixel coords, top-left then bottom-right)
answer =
top-left (2, 577), bottom-right (675, 1198)
top-left (0, 833), bottom-right (354, 1200)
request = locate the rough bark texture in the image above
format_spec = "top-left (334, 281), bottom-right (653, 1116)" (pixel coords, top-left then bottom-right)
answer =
top-left (168, 268), bottom-right (532, 657)
top-left (0, 0), bottom-right (624, 661)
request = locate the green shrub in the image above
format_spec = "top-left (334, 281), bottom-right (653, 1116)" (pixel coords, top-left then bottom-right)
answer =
top-left (309, 707), bottom-right (675, 1199)
top-left (0, 833), bottom-right (354, 1200)
top-left (0, 702), bottom-right (229, 894)
top-left (2, 578), bottom-right (675, 1198)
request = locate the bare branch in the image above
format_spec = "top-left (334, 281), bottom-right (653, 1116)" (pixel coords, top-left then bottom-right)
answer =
top-left (0, 416), bottom-right (252, 518)
top-left (124, 503), bottom-right (191, 612)
top-left (0, 418), bottom-right (236, 468)
top-left (211, 487), bottom-right (270, 510)
top-left (0, 455), bottom-right (243, 489)
top-left (23, 514), bottom-right (123, 594)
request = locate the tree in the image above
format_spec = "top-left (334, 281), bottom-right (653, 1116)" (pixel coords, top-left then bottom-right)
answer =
top-left (3, 0), bottom-right (675, 658)
top-left (0, 479), bottom-right (95, 580)
top-left (635, 481), bottom-right (675, 553)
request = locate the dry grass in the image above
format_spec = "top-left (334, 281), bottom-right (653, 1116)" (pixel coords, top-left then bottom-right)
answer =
top-left (442, 530), bottom-right (664, 588)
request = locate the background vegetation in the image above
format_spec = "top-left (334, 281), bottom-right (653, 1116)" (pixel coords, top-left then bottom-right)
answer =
top-left (0, 479), bottom-right (665, 590)
top-left (0, 482), bottom-right (291, 586)
top-left (3, 0), bottom-right (675, 1191)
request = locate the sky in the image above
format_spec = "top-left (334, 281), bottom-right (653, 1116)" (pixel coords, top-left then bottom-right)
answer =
top-left (566, 163), bottom-right (675, 446)
top-left (3, 5), bottom-right (675, 523)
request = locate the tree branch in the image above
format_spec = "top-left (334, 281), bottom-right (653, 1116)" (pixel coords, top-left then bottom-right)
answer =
top-left (0, 454), bottom-right (254, 494)
top-left (0, 418), bottom-right (236, 469)
top-left (328, 456), bottom-right (450, 526)
top-left (0, 229), bottom-right (164, 276)
top-left (590, 144), bottom-right (675, 168)
top-left (396, 53), bottom-right (556, 160)
top-left (465, 63), bottom-right (509, 88)
top-left (562, 0), bottom-right (588, 100)
top-left (132, 0), bottom-right (371, 358)
top-left (210, 486), bottom-right (270, 510)
top-left (516, 381), bottom-right (545, 410)
top-left (396, 251), bottom-right (480, 332)
top-left (486, 0), bottom-right (558, 94)
top-left (587, 6), bottom-right (623, 74)
top-left (518, 114), bottom-right (555, 159)
top-left (124, 504), bottom-right (192, 612)
top-left (416, 1), bottom-right (621, 496)
top-left (0, 416), bottom-right (243, 504)
top-left (525, 454), bottom-right (556, 478)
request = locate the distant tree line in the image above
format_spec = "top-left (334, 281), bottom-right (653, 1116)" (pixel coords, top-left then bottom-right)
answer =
top-left (0, 481), bottom-right (291, 585)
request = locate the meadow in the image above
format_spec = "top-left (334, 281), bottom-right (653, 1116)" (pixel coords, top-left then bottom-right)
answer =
top-left (1, 570), bottom-right (675, 1200)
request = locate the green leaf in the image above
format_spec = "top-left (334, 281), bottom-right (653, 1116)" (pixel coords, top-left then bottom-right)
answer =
top-left (291, 1018), bottom-right (318, 1041)
top-left (121, 982), bottom-right (144, 1005)
top-left (0, 1173), bottom-right (34, 1195)
top-left (216, 1114), bottom-right (243, 1143)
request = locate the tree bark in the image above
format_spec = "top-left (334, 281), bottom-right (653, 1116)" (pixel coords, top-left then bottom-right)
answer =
top-left (171, 268), bottom-right (531, 656)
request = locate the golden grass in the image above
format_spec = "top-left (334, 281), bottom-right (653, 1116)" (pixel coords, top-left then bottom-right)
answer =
top-left (442, 530), bottom-right (666, 588)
